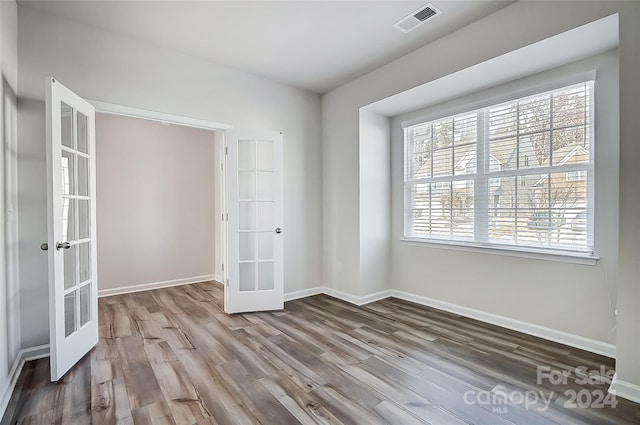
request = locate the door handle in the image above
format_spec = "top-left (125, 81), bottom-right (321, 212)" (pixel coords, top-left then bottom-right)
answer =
top-left (56, 241), bottom-right (71, 251)
top-left (275, 228), bottom-right (282, 234)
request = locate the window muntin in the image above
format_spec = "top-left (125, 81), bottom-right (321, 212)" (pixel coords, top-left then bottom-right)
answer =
top-left (404, 81), bottom-right (593, 253)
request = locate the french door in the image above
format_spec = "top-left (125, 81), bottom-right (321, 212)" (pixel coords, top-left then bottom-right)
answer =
top-left (45, 78), bottom-right (98, 381)
top-left (225, 131), bottom-right (284, 313)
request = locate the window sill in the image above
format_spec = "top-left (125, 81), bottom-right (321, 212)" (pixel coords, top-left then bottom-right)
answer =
top-left (400, 237), bottom-right (599, 265)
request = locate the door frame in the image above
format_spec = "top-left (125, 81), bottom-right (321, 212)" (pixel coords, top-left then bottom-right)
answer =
top-left (88, 100), bottom-right (232, 290)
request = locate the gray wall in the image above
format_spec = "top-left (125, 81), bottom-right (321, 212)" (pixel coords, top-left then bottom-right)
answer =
top-left (358, 109), bottom-right (390, 297)
top-left (322, 1), bottom-right (640, 390)
top-left (17, 5), bottom-right (323, 348)
top-left (96, 113), bottom-right (218, 293)
top-left (0, 0), bottom-right (20, 412)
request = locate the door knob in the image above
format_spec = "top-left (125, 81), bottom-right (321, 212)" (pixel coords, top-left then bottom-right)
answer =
top-left (56, 241), bottom-right (71, 251)
top-left (275, 228), bottom-right (282, 234)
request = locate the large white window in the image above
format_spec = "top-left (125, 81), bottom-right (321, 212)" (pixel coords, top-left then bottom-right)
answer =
top-left (404, 81), bottom-right (594, 254)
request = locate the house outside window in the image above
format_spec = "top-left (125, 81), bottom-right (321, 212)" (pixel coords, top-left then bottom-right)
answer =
top-left (566, 170), bottom-right (587, 181)
top-left (404, 81), bottom-right (594, 254)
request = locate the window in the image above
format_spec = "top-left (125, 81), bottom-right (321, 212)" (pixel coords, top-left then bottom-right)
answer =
top-left (566, 170), bottom-right (586, 181)
top-left (404, 81), bottom-right (593, 254)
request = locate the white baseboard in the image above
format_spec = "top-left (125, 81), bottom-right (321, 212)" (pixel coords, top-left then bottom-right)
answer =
top-left (285, 287), bottom-right (391, 305)
top-left (0, 344), bottom-right (50, 420)
top-left (359, 289), bottom-right (393, 305)
top-left (212, 274), bottom-right (222, 284)
top-left (321, 287), bottom-right (367, 305)
top-left (609, 373), bottom-right (640, 404)
top-left (389, 289), bottom-right (616, 359)
top-left (284, 286), bottom-right (324, 302)
top-left (98, 275), bottom-right (216, 298)
top-left (320, 287), bottom-right (392, 306)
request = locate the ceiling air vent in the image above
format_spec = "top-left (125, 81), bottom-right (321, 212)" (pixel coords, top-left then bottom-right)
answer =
top-left (394, 3), bottom-right (441, 33)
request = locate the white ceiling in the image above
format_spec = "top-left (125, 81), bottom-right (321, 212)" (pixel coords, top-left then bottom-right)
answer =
top-left (19, 0), bottom-right (514, 94)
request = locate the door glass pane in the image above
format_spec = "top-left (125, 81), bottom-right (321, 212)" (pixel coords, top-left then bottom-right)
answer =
top-left (257, 202), bottom-right (274, 230)
top-left (258, 262), bottom-right (274, 290)
top-left (77, 112), bottom-right (88, 154)
top-left (64, 291), bottom-right (76, 337)
top-left (257, 172), bottom-right (274, 200)
top-left (257, 140), bottom-right (274, 170)
top-left (78, 199), bottom-right (90, 239)
top-left (238, 139), bottom-right (256, 170)
top-left (79, 284), bottom-right (90, 326)
top-left (61, 102), bottom-right (74, 149)
top-left (61, 151), bottom-right (75, 195)
top-left (239, 263), bottom-right (255, 291)
top-left (78, 242), bottom-right (91, 283)
top-left (238, 171), bottom-right (256, 200)
top-left (239, 202), bottom-right (256, 230)
top-left (239, 233), bottom-right (256, 261)
top-left (78, 156), bottom-right (89, 196)
top-left (62, 199), bottom-right (76, 242)
top-left (258, 233), bottom-right (273, 260)
top-left (64, 244), bottom-right (76, 290)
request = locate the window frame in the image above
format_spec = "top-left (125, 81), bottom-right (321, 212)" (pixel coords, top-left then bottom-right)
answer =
top-left (403, 81), bottom-right (596, 261)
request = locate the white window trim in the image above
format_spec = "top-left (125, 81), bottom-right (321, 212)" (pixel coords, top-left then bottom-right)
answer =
top-left (400, 237), bottom-right (599, 265)
top-left (403, 80), bottom-right (596, 262)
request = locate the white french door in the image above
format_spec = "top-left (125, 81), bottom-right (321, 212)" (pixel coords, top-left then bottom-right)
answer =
top-left (45, 78), bottom-right (98, 381)
top-left (225, 131), bottom-right (283, 313)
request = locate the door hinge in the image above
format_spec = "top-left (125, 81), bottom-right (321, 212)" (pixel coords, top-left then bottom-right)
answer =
top-left (221, 263), bottom-right (224, 271)
top-left (226, 212), bottom-right (228, 221)
top-left (225, 146), bottom-right (228, 156)
top-left (222, 213), bottom-right (224, 221)
top-left (226, 279), bottom-right (229, 287)
top-left (220, 162), bottom-right (223, 171)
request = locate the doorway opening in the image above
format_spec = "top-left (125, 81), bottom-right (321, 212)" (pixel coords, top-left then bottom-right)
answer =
top-left (91, 101), bottom-right (229, 298)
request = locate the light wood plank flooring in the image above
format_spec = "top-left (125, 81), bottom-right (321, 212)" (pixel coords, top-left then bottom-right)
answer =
top-left (2, 281), bottom-right (639, 424)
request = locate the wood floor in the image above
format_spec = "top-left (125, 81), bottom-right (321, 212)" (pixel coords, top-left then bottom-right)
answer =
top-left (2, 281), bottom-right (639, 425)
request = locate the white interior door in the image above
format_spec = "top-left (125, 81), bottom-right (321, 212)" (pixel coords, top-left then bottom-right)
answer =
top-left (45, 78), bottom-right (98, 381)
top-left (225, 131), bottom-right (283, 313)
